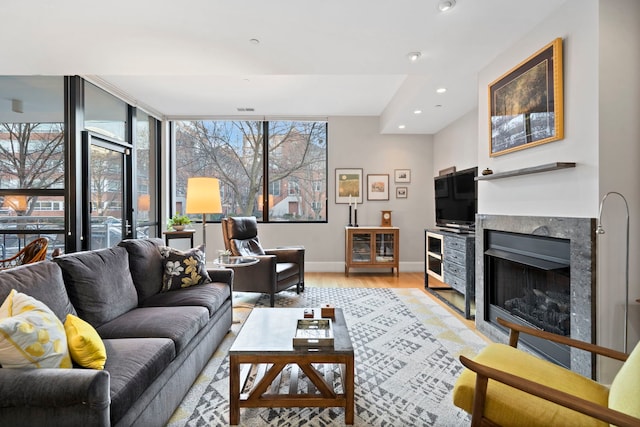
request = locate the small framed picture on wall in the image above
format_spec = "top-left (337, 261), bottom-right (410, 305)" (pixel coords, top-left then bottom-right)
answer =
top-left (394, 169), bottom-right (411, 183)
top-left (396, 187), bottom-right (408, 199)
top-left (367, 174), bottom-right (389, 201)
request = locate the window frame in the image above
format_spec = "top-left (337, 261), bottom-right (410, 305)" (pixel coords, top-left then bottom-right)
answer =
top-left (172, 119), bottom-right (328, 224)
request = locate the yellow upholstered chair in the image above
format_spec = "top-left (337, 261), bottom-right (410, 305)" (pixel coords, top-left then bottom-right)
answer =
top-left (0, 237), bottom-right (48, 270)
top-left (453, 317), bottom-right (640, 427)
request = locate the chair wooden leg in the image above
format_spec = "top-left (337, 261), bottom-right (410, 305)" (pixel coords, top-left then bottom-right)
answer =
top-left (471, 373), bottom-right (489, 427)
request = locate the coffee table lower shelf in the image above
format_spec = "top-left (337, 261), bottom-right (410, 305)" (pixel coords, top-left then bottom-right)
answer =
top-left (229, 354), bottom-right (354, 425)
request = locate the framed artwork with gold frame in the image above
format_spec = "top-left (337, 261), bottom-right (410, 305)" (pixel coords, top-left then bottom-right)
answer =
top-left (489, 37), bottom-right (564, 157)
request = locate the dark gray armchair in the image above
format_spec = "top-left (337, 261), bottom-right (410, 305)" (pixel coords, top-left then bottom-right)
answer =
top-left (221, 216), bottom-right (304, 306)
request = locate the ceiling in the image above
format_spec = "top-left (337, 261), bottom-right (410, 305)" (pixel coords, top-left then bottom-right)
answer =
top-left (0, 0), bottom-right (568, 134)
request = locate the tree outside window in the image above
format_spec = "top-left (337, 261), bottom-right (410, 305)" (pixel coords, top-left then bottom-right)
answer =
top-left (174, 120), bottom-right (327, 222)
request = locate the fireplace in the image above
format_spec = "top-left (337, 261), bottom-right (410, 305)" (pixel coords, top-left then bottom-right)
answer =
top-left (485, 230), bottom-right (571, 367)
top-left (475, 215), bottom-right (596, 377)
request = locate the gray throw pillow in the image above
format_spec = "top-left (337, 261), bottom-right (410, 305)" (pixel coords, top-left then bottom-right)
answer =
top-left (118, 238), bottom-right (165, 302)
top-left (54, 246), bottom-right (138, 328)
top-left (159, 245), bottom-right (211, 292)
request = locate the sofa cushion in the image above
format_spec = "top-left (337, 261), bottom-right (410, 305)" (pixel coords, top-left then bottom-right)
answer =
top-left (141, 281), bottom-right (231, 317)
top-left (118, 238), bottom-right (165, 303)
top-left (0, 260), bottom-right (76, 322)
top-left (96, 306), bottom-right (209, 354)
top-left (159, 245), bottom-right (210, 291)
top-left (54, 246), bottom-right (138, 328)
top-left (103, 337), bottom-right (175, 425)
top-left (276, 262), bottom-right (299, 281)
top-left (0, 290), bottom-right (72, 369)
top-left (64, 314), bottom-right (107, 370)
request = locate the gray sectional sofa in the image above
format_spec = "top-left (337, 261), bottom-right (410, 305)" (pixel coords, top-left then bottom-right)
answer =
top-left (0, 238), bottom-right (233, 426)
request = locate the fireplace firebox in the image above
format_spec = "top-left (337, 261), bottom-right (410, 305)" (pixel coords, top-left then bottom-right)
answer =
top-left (485, 230), bottom-right (571, 367)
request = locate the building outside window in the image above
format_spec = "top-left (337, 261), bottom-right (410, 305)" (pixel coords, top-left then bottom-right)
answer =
top-left (270, 180), bottom-right (281, 197)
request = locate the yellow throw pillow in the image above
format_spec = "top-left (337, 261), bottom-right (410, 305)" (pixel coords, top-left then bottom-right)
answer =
top-left (64, 314), bottom-right (107, 370)
top-left (0, 289), bottom-right (72, 369)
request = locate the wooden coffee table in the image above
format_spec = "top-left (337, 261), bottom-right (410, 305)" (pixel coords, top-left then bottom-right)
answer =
top-left (229, 307), bottom-right (354, 425)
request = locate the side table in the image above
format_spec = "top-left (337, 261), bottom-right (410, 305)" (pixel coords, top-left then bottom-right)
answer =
top-left (209, 256), bottom-right (260, 321)
top-left (162, 229), bottom-right (195, 247)
top-left (209, 256), bottom-right (259, 268)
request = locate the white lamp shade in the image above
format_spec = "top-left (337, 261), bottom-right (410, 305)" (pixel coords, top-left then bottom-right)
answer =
top-left (185, 177), bottom-right (222, 214)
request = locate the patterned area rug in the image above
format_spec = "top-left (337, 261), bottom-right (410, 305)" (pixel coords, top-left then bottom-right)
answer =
top-left (167, 287), bottom-right (488, 426)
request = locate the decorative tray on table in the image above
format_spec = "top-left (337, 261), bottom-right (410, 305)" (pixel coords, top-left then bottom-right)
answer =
top-left (293, 318), bottom-right (334, 347)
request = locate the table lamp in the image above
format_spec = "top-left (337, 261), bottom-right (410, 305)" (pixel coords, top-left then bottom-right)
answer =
top-left (185, 177), bottom-right (222, 252)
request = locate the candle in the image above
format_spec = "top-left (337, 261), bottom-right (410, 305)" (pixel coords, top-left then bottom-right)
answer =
top-left (349, 194), bottom-right (352, 207)
top-left (354, 199), bottom-right (357, 210)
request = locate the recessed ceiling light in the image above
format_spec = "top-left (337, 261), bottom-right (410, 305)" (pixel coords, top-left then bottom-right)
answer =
top-left (436, 87), bottom-right (447, 94)
top-left (414, 109), bottom-right (423, 115)
top-left (407, 52), bottom-right (422, 62)
top-left (398, 125), bottom-right (406, 129)
top-left (435, 104), bottom-right (443, 108)
top-left (249, 38), bottom-right (260, 45)
top-left (438, 0), bottom-right (456, 12)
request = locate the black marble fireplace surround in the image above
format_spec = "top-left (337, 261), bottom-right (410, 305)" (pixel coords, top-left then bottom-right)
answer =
top-left (475, 214), bottom-right (596, 378)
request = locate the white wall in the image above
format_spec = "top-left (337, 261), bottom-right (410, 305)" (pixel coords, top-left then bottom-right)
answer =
top-left (194, 116), bottom-right (433, 273)
top-left (596, 0), bottom-right (640, 380)
top-left (432, 108), bottom-right (478, 182)
top-left (433, 0), bottom-right (640, 381)
top-left (477, 0), bottom-right (600, 218)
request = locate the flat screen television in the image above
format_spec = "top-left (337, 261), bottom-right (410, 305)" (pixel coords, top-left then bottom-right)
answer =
top-left (434, 166), bottom-right (477, 231)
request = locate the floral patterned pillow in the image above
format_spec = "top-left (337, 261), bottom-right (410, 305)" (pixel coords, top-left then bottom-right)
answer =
top-left (159, 245), bottom-right (211, 292)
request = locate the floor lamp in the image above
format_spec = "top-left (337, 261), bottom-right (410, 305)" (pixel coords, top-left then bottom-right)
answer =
top-left (185, 177), bottom-right (222, 255)
top-left (596, 191), bottom-right (630, 353)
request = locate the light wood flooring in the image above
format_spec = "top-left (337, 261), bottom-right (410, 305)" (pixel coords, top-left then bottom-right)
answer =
top-left (305, 272), bottom-right (476, 330)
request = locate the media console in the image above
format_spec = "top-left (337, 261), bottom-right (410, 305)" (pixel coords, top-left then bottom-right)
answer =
top-left (425, 229), bottom-right (475, 319)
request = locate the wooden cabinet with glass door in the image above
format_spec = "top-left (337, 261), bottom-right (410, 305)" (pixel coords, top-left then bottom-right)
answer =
top-left (345, 226), bottom-right (399, 276)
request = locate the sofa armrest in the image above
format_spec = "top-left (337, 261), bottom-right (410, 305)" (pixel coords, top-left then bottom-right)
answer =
top-left (231, 255), bottom-right (277, 294)
top-left (206, 267), bottom-right (234, 287)
top-left (0, 368), bottom-right (110, 426)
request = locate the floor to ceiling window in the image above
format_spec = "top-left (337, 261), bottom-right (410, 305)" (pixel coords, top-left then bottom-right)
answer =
top-left (0, 76), bottom-right (160, 258)
top-left (83, 82), bottom-right (131, 249)
top-left (135, 110), bottom-right (158, 238)
top-left (173, 119), bottom-right (327, 222)
top-left (84, 82), bottom-right (127, 142)
top-left (0, 76), bottom-right (65, 257)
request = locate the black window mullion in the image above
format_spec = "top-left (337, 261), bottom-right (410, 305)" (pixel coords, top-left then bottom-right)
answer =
top-left (64, 76), bottom-right (84, 253)
top-left (262, 120), bottom-right (269, 222)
